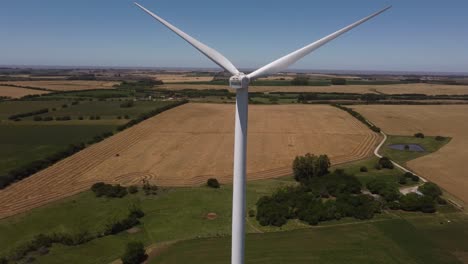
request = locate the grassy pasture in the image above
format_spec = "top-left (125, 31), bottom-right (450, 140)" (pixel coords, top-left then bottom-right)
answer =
top-left (0, 101), bottom-right (66, 120)
top-left (380, 135), bottom-right (451, 165)
top-left (30, 101), bottom-right (174, 120)
top-left (155, 217), bottom-right (465, 264)
top-left (0, 124), bottom-right (117, 176)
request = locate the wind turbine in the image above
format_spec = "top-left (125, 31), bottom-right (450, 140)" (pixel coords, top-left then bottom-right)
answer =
top-left (134, 3), bottom-right (390, 264)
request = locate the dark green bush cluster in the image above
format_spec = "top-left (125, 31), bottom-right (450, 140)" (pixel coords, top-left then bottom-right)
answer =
top-left (256, 169), bottom-right (374, 227)
top-left (117, 100), bottom-right (188, 131)
top-left (414, 132), bottom-right (425, 138)
top-left (8, 108), bottom-right (48, 120)
top-left (366, 179), bottom-right (400, 202)
top-left (89, 115), bottom-right (101, 120)
top-left (142, 179), bottom-right (158, 195)
top-left (399, 193), bottom-right (436, 213)
top-left (378, 157), bottom-right (394, 169)
top-left (399, 172), bottom-right (419, 184)
top-left (128, 185), bottom-right (139, 194)
top-left (332, 104), bottom-right (381, 133)
top-left (104, 205), bottom-right (144, 235)
top-left (207, 178), bottom-right (220, 188)
top-left (91, 182), bottom-right (128, 198)
top-left (121, 242), bottom-right (147, 264)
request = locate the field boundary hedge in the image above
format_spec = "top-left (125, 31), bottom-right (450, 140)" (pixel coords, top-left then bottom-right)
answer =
top-left (332, 104), bottom-right (381, 133)
top-left (0, 100), bottom-right (188, 190)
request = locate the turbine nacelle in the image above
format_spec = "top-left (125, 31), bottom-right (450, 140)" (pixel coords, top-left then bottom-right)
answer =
top-left (229, 74), bottom-right (249, 89)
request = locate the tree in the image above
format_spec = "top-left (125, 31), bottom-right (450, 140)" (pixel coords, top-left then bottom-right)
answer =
top-left (293, 154), bottom-right (330, 184)
top-left (414, 132), bottom-right (425, 138)
top-left (360, 166), bottom-right (368, 172)
top-left (418, 182), bottom-right (442, 199)
top-left (378, 157), bottom-right (394, 169)
top-left (207, 178), bottom-right (220, 188)
top-left (121, 242), bottom-right (147, 264)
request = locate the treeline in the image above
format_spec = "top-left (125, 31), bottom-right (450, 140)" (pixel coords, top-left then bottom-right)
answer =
top-left (8, 108), bottom-right (49, 120)
top-left (91, 182), bottom-right (128, 198)
top-left (332, 104), bottom-right (381, 133)
top-left (117, 100), bottom-right (188, 131)
top-left (1, 205), bottom-right (144, 263)
top-left (0, 101), bottom-right (187, 190)
top-left (0, 83), bottom-right (52, 92)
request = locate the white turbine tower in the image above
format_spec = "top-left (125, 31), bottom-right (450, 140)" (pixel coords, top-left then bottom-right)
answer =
top-left (134, 3), bottom-right (390, 263)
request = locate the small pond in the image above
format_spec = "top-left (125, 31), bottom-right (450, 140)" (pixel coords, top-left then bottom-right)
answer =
top-left (388, 144), bottom-right (425, 152)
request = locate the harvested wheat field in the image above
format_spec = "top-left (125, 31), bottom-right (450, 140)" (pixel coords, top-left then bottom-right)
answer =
top-left (163, 83), bottom-right (468, 95)
top-left (1, 81), bottom-right (119, 91)
top-left (0, 103), bottom-right (380, 218)
top-left (0, 86), bottom-right (49, 98)
top-left (353, 105), bottom-right (468, 206)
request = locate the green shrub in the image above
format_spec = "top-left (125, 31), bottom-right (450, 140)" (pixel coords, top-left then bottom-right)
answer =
top-left (414, 132), bottom-right (425, 138)
top-left (207, 178), bottom-right (220, 188)
top-left (435, 136), bottom-right (446, 141)
top-left (378, 157), bottom-right (394, 169)
top-left (418, 182), bottom-right (442, 199)
top-left (248, 209), bottom-right (256, 217)
top-left (121, 242), bottom-right (147, 264)
top-left (128, 185), bottom-right (138, 194)
top-left (91, 182), bottom-right (128, 198)
top-left (360, 166), bottom-right (368, 172)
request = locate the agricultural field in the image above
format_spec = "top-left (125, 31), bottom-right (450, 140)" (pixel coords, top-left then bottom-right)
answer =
top-left (162, 83), bottom-right (468, 95)
top-left (0, 81), bottom-right (119, 91)
top-left (0, 103), bottom-right (380, 219)
top-left (0, 124), bottom-right (118, 177)
top-left (0, 85), bottom-right (49, 98)
top-left (0, 159), bottom-right (466, 264)
top-left (352, 105), bottom-right (468, 207)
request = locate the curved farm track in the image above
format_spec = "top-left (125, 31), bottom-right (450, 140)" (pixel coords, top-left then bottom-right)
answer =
top-left (0, 104), bottom-right (380, 219)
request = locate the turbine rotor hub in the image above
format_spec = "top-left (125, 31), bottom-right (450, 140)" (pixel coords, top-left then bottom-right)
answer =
top-left (229, 73), bottom-right (249, 89)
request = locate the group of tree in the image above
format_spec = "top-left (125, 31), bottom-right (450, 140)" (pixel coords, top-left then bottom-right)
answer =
top-left (2, 206), bottom-right (144, 263)
top-left (91, 182), bottom-right (128, 198)
top-left (414, 132), bottom-right (425, 138)
top-left (297, 93), bottom-right (318, 103)
top-left (256, 153), bottom-right (447, 227)
top-left (377, 157), bottom-right (394, 170)
top-left (121, 242), bottom-right (147, 264)
top-left (399, 172), bottom-right (420, 184)
top-left (8, 108), bottom-right (49, 121)
top-left (332, 104), bottom-right (381, 133)
top-left (142, 179), bottom-right (158, 195)
top-left (292, 153), bottom-right (330, 184)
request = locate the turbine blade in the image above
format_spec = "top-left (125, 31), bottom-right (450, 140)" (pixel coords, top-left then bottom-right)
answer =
top-left (135, 2), bottom-right (239, 75)
top-left (247, 6), bottom-right (391, 79)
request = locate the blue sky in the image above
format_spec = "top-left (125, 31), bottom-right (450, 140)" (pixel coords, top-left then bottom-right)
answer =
top-left (0, 0), bottom-right (467, 73)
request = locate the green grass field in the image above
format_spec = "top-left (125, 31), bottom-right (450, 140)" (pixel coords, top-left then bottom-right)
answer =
top-left (380, 135), bottom-right (451, 165)
top-left (155, 216), bottom-right (466, 264)
top-left (0, 101), bottom-right (66, 120)
top-left (30, 100), bottom-right (173, 120)
top-left (0, 123), bottom-right (117, 176)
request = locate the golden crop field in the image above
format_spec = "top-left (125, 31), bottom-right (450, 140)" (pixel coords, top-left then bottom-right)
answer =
top-left (1, 80), bottom-right (119, 91)
top-left (0, 86), bottom-right (49, 98)
top-left (162, 83), bottom-right (468, 95)
top-left (0, 103), bottom-right (380, 218)
top-left (353, 105), bottom-right (468, 207)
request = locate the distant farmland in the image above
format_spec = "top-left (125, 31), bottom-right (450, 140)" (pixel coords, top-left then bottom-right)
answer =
top-left (0, 85), bottom-right (49, 98)
top-left (0, 80), bottom-right (119, 91)
top-left (353, 105), bottom-right (468, 207)
top-left (0, 103), bottom-right (380, 218)
top-left (162, 83), bottom-right (468, 95)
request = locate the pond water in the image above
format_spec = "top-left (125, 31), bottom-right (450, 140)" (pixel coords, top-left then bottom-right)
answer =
top-left (388, 144), bottom-right (425, 152)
